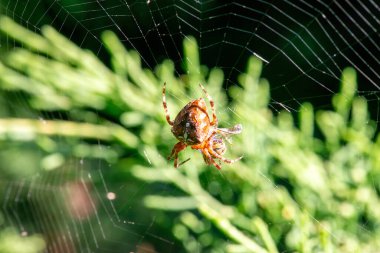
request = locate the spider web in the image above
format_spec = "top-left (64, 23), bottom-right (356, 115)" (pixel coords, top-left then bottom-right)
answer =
top-left (0, 0), bottom-right (379, 252)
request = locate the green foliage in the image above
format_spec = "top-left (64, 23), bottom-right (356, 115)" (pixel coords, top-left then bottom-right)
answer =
top-left (0, 16), bottom-right (380, 252)
top-left (0, 228), bottom-right (45, 253)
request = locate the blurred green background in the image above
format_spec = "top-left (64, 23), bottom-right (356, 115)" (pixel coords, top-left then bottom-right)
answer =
top-left (1, 1), bottom-right (380, 253)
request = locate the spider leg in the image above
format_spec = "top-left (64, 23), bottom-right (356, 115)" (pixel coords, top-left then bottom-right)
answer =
top-left (208, 146), bottom-right (243, 164)
top-left (162, 82), bottom-right (174, 125)
top-left (203, 148), bottom-right (221, 170)
top-left (199, 83), bottom-right (217, 126)
top-left (217, 124), bottom-right (243, 136)
top-left (178, 158), bottom-right (191, 167)
top-left (202, 151), bottom-right (212, 165)
top-left (216, 124), bottom-right (243, 144)
top-left (191, 143), bottom-right (221, 169)
top-left (167, 142), bottom-right (187, 168)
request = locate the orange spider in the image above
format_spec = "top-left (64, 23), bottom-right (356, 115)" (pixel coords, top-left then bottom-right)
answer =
top-left (162, 82), bottom-right (242, 169)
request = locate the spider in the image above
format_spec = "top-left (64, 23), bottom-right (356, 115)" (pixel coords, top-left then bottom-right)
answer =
top-left (162, 82), bottom-right (243, 169)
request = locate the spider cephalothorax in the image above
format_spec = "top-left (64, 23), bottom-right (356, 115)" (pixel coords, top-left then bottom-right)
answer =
top-left (162, 82), bottom-right (242, 169)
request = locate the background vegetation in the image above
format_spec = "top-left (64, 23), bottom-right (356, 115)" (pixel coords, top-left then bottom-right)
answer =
top-left (0, 16), bottom-right (380, 252)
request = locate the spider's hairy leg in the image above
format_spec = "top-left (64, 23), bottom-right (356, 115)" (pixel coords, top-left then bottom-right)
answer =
top-left (217, 124), bottom-right (243, 143)
top-left (178, 158), bottom-right (191, 167)
top-left (191, 142), bottom-right (222, 170)
top-left (217, 124), bottom-right (243, 136)
top-left (168, 142), bottom-right (187, 168)
top-left (206, 133), bottom-right (243, 164)
top-left (162, 82), bottom-right (174, 125)
top-left (199, 83), bottom-right (217, 126)
top-left (208, 147), bottom-right (243, 164)
top-left (203, 149), bottom-right (222, 170)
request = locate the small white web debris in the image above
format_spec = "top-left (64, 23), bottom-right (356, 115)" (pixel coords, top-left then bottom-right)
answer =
top-left (107, 192), bottom-right (116, 200)
top-left (253, 52), bottom-right (269, 64)
top-left (38, 117), bottom-right (46, 124)
top-left (276, 102), bottom-right (292, 112)
top-left (143, 150), bottom-right (152, 164)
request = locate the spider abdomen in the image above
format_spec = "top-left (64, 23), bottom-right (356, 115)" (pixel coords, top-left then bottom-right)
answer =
top-left (171, 98), bottom-right (211, 145)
